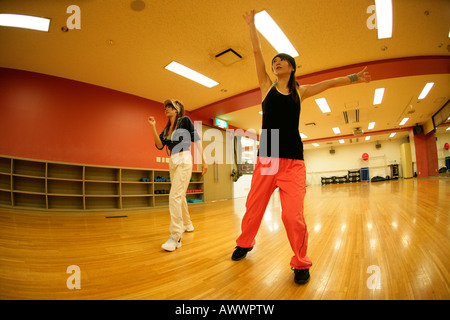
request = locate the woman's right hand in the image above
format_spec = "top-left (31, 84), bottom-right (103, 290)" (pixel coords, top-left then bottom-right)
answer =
top-left (148, 116), bottom-right (156, 126)
top-left (243, 10), bottom-right (255, 25)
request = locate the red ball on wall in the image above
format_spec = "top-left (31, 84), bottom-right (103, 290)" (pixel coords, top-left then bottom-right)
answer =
top-left (362, 153), bottom-right (369, 161)
top-left (445, 143), bottom-right (449, 151)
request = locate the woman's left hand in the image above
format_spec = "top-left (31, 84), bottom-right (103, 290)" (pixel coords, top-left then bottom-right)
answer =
top-left (357, 67), bottom-right (371, 83)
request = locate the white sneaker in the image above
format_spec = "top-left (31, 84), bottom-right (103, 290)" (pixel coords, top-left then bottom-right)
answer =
top-left (184, 224), bottom-right (194, 232)
top-left (161, 237), bottom-right (181, 252)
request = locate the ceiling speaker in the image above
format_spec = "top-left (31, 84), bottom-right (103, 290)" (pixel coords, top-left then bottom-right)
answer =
top-left (130, 0), bottom-right (146, 11)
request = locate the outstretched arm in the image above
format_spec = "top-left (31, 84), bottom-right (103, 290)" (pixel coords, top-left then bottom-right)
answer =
top-left (243, 10), bottom-right (272, 97)
top-left (299, 67), bottom-right (371, 101)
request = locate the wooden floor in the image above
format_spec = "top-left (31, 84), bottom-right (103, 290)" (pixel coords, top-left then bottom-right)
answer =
top-left (0, 176), bottom-right (449, 300)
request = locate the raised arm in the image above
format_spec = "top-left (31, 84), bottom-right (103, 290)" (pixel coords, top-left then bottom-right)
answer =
top-left (148, 116), bottom-right (164, 149)
top-left (299, 67), bottom-right (371, 101)
top-left (243, 10), bottom-right (273, 97)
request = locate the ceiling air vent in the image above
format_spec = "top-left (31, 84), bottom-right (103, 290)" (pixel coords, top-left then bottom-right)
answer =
top-left (215, 48), bottom-right (242, 66)
top-left (343, 109), bottom-right (360, 124)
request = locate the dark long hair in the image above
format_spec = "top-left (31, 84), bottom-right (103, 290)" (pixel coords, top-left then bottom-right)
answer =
top-left (163, 100), bottom-right (185, 139)
top-left (274, 70), bottom-right (299, 103)
top-left (288, 71), bottom-right (300, 103)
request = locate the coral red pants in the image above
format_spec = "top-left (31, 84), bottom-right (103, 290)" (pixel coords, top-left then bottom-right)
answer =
top-left (236, 157), bottom-right (312, 269)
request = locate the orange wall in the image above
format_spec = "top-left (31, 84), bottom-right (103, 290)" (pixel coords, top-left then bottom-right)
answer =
top-left (409, 129), bottom-right (439, 178)
top-left (0, 67), bottom-right (192, 169)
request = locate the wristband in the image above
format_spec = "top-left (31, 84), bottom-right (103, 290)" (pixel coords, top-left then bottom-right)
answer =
top-left (348, 73), bottom-right (358, 83)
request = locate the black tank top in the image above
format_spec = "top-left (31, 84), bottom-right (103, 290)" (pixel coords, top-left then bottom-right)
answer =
top-left (258, 85), bottom-right (303, 160)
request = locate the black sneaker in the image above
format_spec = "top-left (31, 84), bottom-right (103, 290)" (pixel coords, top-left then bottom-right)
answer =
top-left (293, 268), bottom-right (310, 284)
top-left (231, 246), bottom-right (253, 261)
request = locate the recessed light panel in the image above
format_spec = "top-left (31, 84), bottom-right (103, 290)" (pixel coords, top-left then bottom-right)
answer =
top-left (332, 127), bottom-right (341, 134)
top-left (254, 10), bottom-right (299, 57)
top-left (399, 118), bottom-right (409, 126)
top-left (0, 13), bottom-right (50, 32)
top-left (165, 61), bottom-right (219, 88)
top-left (375, 0), bottom-right (393, 39)
top-left (418, 82), bottom-right (434, 100)
top-left (373, 88), bottom-right (385, 105)
top-left (315, 98), bottom-right (331, 113)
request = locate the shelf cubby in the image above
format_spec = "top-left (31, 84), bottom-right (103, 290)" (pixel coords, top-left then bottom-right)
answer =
top-left (85, 181), bottom-right (120, 196)
top-left (0, 190), bottom-right (12, 207)
top-left (122, 196), bottom-right (152, 209)
top-left (85, 167), bottom-right (119, 182)
top-left (0, 174), bottom-right (11, 191)
top-left (47, 163), bottom-right (83, 180)
top-left (0, 157), bottom-right (12, 174)
top-left (85, 196), bottom-right (120, 210)
top-left (13, 192), bottom-right (46, 209)
top-left (48, 179), bottom-right (83, 195)
top-left (13, 176), bottom-right (46, 194)
top-left (122, 169), bottom-right (153, 182)
top-left (48, 195), bottom-right (84, 210)
top-left (13, 159), bottom-right (46, 178)
top-left (122, 182), bottom-right (153, 196)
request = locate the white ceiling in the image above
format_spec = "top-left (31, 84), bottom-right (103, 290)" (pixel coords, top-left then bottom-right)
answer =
top-left (1, 0), bottom-right (449, 149)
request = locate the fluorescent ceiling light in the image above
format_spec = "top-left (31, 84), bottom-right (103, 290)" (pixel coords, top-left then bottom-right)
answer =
top-left (373, 88), bottom-right (385, 105)
top-left (365, 136), bottom-right (371, 141)
top-left (446, 127), bottom-right (450, 131)
top-left (389, 133), bottom-right (396, 137)
top-left (300, 133), bottom-right (308, 139)
top-left (418, 82), bottom-right (434, 99)
top-left (312, 143), bottom-right (319, 147)
top-left (399, 118), bottom-right (409, 126)
top-left (254, 10), bottom-right (299, 57)
top-left (375, 0), bottom-right (393, 39)
top-left (332, 127), bottom-right (341, 134)
top-left (0, 13), bottom-right (50, 32)
top-left (339, 140), bottom-right (345, 144)
top-left (368, 122), bottom-right (376, 130)
top-left (315, 98), bottom-right (331, 113)
top-left (165, 61), bottom-right (219, 88)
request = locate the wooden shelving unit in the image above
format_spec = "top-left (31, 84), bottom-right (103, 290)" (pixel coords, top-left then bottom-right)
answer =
top-left (0, 155), bottom-right (204, 211)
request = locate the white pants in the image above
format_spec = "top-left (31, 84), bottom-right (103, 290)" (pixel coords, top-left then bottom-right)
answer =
top-left (168, 151), bottom-right (193, 241)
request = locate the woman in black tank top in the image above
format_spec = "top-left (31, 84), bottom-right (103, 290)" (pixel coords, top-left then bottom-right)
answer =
top-left (232, 9), bottom-right (371, 285)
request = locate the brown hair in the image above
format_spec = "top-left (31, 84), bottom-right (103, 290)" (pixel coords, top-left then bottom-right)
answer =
top-left (163, 100), bottom-right (185, 139)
